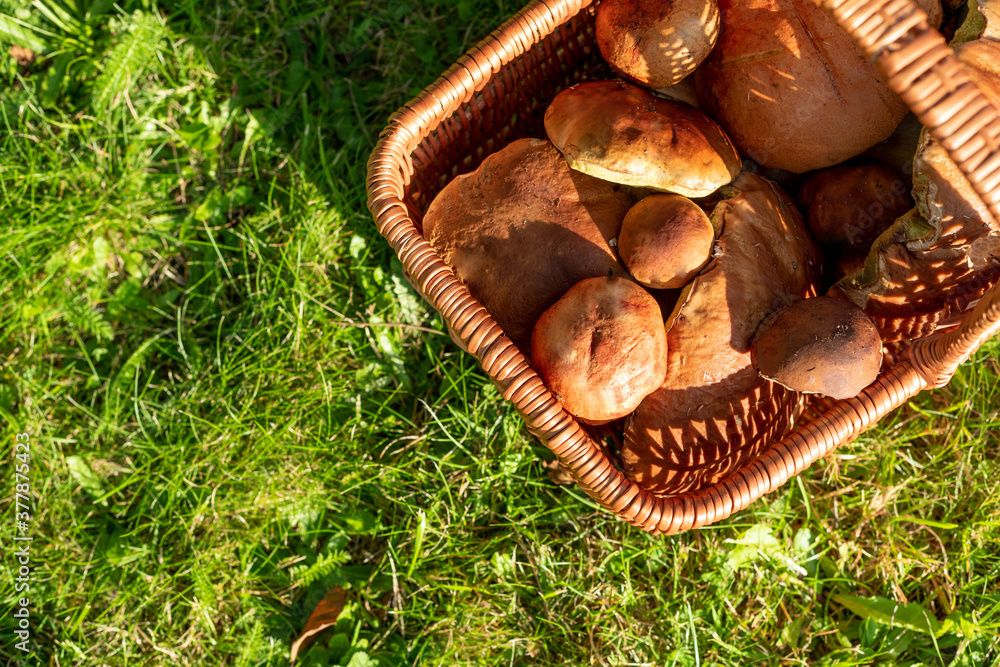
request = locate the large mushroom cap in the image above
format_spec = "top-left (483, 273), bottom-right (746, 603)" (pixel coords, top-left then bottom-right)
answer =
top-left (618, 193), bottom-right (716, 289)
top-left (422, 138), bottom-right (632, 350)
top-left (695, 0), bottom-right (918, 173)
top-left (621, 172), bottom-right (822, 496)
top-left (531, 276), bottom-right (668, 424)
top-left (596, 0), bottom-right (721, 89)
top-left (751, 297), bottom-right (883, 400)
top-left (544, 80), bottom-right (741, 198)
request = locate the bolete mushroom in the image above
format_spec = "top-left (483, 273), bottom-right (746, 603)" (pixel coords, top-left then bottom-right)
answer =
top-left (422, 138), bottom-right (632, 350)
top-left (621, 173), bottom-right (822, 496)
top-left (798, 163), bottom-right (913, 248)
top-left (751, 297), bottom-right (883, 400)
top-left (695, 0), bottom-right (942, 173)
top-left (596, 0), bottom-right (721, 89)
top-left (544, 80), bottom-right (741, 198)
top-left (618, 193), bottom-right (716, 289)
top-left (531, 276), bottom-right (668, 424)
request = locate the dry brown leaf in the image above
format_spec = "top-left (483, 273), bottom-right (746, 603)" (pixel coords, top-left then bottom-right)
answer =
top-left (289, 585), bottom-right (346, 664)
top-left (542, 459), bottom-right (575, 486)
top-left (8, 46), bottom-right (36, 67)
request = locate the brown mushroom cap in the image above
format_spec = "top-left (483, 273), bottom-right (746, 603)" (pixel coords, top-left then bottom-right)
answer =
top-left (621, 172), bottom-right (822, 496)
top-left (618, 194), bottom-right (716, 289)
top-left (798, 163), bottom-right (913, 247)
top-left (596, 0), bottom-right (721, 89)
top-left (531, 276), bottom-right (668, 424)
top-left (695, 0), bottom-right (913, 173)
top-left (544, 80), bottom-right (741, 198)
top-left (422, 138), bottom-right (632, 350)
top-left (752, 297), bottom-right (883, 400)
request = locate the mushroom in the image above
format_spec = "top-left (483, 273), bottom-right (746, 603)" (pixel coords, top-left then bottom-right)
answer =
top-left (544, 80), bottom-right (741, 198)
top-left (596, 0), bottom-right (721, 89)
top-left (531, 276), bottom-right (668, 424)
top-left (621, 173), bottom-right (822, 496)
top-left (695, 0), bottom-right (942, 173)
top-left (618, 193), bottom-right (716, 289)
top-left (751, 297), bottom-right (883, 400)
top-left (654, 75), bottom-right (701, 108)
top-left (798, 163), bottom-right (913, 248)
top-left (422, 138), bottom-right (632, 351)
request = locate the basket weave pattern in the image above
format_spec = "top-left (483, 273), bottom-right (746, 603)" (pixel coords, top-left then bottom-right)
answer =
top-left (367, 0), bottom-right (1000, 534)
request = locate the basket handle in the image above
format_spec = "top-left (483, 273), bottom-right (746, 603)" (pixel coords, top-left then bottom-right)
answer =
top-left (816, 0), bottom-right (1000, 385)
top-left (908, 280), bottom-right (1000, 387)
top-left (816, 0), bottom-right (1000, 229)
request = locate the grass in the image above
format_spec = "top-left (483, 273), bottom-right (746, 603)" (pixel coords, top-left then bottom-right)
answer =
top-left (0, 0), bottom-right (999, 665)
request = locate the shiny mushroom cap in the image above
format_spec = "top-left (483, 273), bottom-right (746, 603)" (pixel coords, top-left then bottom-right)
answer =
top-left (695, 0), bottom-right (919, 173)
top-left (797, 162), bottom-right (912, 247)
top-left (531, 276), bottom-right (668, 425)
top-left (544, 80), bottom-right (741, 198)
top-left (752, 297), bottom-right (883, 400)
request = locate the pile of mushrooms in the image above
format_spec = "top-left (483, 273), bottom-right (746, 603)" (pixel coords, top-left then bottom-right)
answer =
top-left (420, 0), bottom-right (1000, 498)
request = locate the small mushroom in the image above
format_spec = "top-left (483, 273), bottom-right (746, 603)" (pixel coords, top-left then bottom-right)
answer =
top-left (618, 193), bottom-right (716, 289)
top-left (596, 0), bottom-right (721, 89)
top-left (751, 297), bottom-right (883, 400)
top-left (544, 80), bottom-right (741, 198)
top-left (531, 276), bottom-right (668, 424)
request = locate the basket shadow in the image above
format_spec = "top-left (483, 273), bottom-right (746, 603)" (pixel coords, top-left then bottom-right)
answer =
top-left (623, 366), bottom-right (799, 495)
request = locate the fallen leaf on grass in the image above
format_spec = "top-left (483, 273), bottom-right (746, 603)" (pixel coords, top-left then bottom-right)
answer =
top-left (542, 459), bottom-right (575, 485)
top-left (8, 46), bottom-right (36, 66)
top-left (290, 585), bottom-right (346, 664)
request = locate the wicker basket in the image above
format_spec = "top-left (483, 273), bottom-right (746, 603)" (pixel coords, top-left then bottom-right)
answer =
top-left (367, 0), bottom-right (1000, 534)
